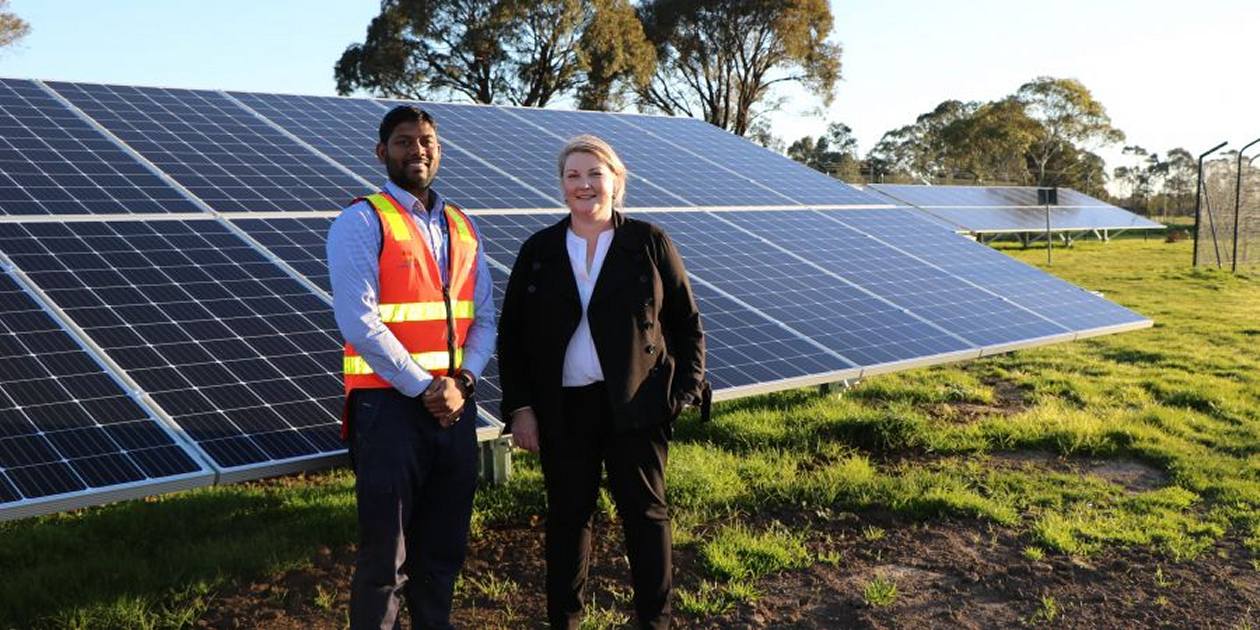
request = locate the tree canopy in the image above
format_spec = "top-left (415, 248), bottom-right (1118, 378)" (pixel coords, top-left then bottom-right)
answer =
top-left (0, 0), bottom-right (29, 50)
top-left (787, 122), bottom-right (860, 182)
top-left (335, 0), bottom-right (593, 107)
top-left (334, 0), bottom-right (843, 129)
top-left (1016, 76), bottom-right (1125, 186)
top-left (857, 77), bottom-right (1121, 195)
top-left (637, 0), bottom-right (842, 135)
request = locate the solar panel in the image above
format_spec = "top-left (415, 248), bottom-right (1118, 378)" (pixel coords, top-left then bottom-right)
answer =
top-left (919, 206), bottom-right (1165, 233)
top-left (230, 216), bottom-right (336, 292)
top-left (646, 210), bottom-right (976, 369)
top-left (0, 79), bottom-right (202, 216)
top-left (868, 184), bottom-right (1164, 234)
top-left (0, 267), bottom-right (211, 519)
top-left (721, 210), bottom-right (1073, 349)
top-left (229, 92), bottom-right (558, 210)
top-left (47, 82), bottom-right (366, 213)
top-left (0, 219), bottom-right (346, 475)
top-left (504, 108), bottom-right (790, 207)
top-left (830, 210), bottom-right (1150, 332)
top-left (621, 115), bottom-right (893, 207)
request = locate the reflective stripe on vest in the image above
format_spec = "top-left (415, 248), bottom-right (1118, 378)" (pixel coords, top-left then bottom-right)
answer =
top-left (344, 349), bottom-right (465, 376)
top-left (377, 299), bottom-right (476, 323)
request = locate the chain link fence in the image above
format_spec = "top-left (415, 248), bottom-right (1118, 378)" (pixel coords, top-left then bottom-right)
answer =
top-left (1195, 159), bottom-right (1260, 270)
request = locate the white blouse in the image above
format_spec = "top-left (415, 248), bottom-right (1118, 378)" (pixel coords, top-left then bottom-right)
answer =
top-left (562, 228), bottom-right (614, 386)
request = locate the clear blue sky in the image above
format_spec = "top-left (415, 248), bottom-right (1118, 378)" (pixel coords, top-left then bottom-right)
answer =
top-left (4, 0), bottom-right (1257, 180)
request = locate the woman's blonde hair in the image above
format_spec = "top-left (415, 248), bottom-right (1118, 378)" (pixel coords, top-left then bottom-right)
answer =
top-left (557, 134), bottom-right (628, 208)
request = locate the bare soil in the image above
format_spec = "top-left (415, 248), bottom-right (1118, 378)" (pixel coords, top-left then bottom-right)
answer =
top-left (196, 507), bottom-right (1258, 629)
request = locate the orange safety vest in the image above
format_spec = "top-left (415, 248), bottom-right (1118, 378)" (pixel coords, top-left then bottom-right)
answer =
top-left (342, 191), bottom-right (479, 438)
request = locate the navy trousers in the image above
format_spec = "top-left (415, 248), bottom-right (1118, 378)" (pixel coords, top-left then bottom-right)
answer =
top-left (348, 388), bottom-right (479, 630)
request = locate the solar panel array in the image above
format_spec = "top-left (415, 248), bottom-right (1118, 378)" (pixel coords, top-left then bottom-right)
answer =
top-left (0, 77), bottom-right (1151, 520)
top-left (869, 184), bottom-right (1165, 233)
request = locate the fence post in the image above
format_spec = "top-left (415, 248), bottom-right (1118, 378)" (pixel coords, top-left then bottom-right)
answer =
top-left (1193, 141), bottom-right (1228, 266)
top-left (1233, 138), bottom-right (1260, 273)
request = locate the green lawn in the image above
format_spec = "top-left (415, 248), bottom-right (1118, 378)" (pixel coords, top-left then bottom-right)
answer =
top-left (1, 236), bottom-right (1256, 629)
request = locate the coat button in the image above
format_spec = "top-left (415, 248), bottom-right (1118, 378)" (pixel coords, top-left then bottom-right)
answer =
top-left (532, 261), bottom-right (541, 271)
top-left (638, 274), bottom-right (648, 283)
top-left (527, 284), bottom-right (536, 293)
top-left (645, 344), bottom-right (655, 355)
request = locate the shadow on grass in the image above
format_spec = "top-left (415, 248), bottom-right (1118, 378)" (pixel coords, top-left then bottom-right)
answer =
top-left (0, 474), bottom-right (356, 628)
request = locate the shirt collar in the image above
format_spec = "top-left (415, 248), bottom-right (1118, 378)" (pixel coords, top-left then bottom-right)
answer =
top-left (384, 181), bottom-right (443, 217)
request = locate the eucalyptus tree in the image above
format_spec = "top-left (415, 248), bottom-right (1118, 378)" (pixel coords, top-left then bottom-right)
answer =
top-left (637, 0), bottom-right (843, 136)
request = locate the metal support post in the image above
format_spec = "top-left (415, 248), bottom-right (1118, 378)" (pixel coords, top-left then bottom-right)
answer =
top-left (1193, 141), bottom-right (1228, 266)
top-left (1233, 138), bottom-right (1260, 273)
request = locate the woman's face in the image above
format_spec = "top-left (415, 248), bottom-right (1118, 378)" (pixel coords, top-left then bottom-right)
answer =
top-left (562, 151), bottom-right (616, 222)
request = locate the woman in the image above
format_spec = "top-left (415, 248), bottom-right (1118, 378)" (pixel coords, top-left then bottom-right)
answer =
top-left (497, 134), bottom-right (708, 629)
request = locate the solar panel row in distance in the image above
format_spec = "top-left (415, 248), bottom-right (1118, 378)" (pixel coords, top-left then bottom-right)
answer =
top-left (0, 267), bottom-right (211, 520)
top-left (0, 79), bottom-right (202, 216)
top-left (867, 184), bottom-right (1164, 234)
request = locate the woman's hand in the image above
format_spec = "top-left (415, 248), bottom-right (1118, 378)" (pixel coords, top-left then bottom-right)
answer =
top-left (510, 407), bottom-right (540, 453)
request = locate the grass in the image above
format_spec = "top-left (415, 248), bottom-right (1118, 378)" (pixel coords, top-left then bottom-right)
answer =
top-left (862, 574), bottom-right (898, 607)
top-left (2, 237), bottom-right (1259, 627)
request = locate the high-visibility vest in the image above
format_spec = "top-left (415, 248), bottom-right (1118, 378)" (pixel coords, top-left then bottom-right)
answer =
top-left (342, 191), bottom-right (479, 436)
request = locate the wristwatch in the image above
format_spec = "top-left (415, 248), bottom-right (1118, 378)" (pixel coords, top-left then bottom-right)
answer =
top-left (455, 369), bottom-right (477, 399)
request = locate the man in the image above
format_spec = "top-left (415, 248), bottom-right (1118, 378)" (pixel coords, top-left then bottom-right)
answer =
top-left (327, 105), bottom-right (495, 630)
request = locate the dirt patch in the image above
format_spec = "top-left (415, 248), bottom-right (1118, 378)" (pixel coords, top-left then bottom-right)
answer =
top-left (1086, 460), bottom-right (1169, 492)
top-left (928, 377), bottom-right (1028, 424)
top-left (985, 450), bottom-right (1169, 493)
top-left (194, 509), bottom-right (1257, 629)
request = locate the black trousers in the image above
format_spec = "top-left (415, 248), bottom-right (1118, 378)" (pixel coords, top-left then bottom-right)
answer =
top-left (540, 382), bottom-right (672, 630)
top-left (348, 389), bottom-right (479, 630)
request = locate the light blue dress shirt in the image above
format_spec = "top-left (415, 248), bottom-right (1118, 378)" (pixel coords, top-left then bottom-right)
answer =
top-left (326, 180), bottom-right (496, 398)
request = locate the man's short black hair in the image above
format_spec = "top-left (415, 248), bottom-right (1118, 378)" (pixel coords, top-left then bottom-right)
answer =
top-left (379, 105), bottom-right (437, 144)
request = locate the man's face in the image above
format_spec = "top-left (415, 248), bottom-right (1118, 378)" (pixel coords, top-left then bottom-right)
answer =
top-left (376, 119), bottom-right (442, 193)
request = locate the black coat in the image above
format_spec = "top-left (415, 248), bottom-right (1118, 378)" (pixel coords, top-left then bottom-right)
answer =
top-left (497, 211), bottom-right (707, 434)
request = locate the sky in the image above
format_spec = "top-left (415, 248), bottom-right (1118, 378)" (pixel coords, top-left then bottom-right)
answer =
top-left (3, 0), bottom-right (1257, 180)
